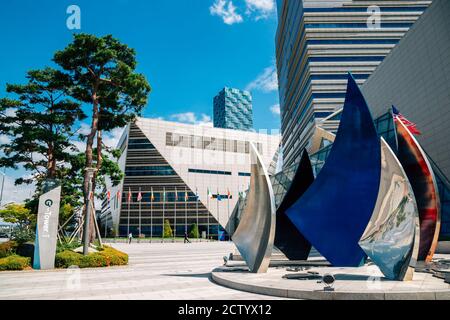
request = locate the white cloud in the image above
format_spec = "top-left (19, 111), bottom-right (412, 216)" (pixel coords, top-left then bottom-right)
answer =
top-left (210, 0), bottom-right (243, 25)
top-left (270, 103), bottom-right (280, 115)
top-left (103, 127), bottom-right (125, 149)
top-left (0, 135), bottom-right (10, 145)
top-left (245, 0), bottom-right (275, 19)
top-left (246, 65), bottom-right (278, 93)
top-left (170, 112), bottom-right (213, 127)
top-left (0, 174), bottom-right (35, 206)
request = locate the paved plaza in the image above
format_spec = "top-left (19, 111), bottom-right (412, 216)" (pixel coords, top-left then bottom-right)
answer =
top-left (0, 242), bottom-right (286, 300)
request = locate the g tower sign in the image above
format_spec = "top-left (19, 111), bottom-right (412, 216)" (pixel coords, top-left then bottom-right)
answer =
top-left (33, 183), bottom-right (61, 270)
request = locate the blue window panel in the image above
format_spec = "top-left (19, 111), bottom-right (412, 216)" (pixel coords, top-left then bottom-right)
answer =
top-left (309, 56), bottom-right (385, 62)
top-left (238, 172), bottom-right (251, 177)
top-left (305, 23), bottom-right (414, 29)
top-left (304, 7), bottom-right (427, 13)
top-left (188, 168), bottom-right (232, 176)
top-left (308, 39), bottom-right (400, 45)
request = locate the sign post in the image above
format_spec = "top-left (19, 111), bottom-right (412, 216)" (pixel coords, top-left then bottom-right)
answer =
top-left (33, 180), bottom-right (61, 270)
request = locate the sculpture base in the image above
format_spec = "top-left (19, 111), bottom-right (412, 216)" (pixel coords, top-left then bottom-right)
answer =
top-left (212, 262), bottom-right (450, 300)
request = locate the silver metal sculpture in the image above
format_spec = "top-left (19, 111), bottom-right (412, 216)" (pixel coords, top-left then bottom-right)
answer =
top-left (232, 142), bottom-right (276, 273)
top-left (359, 138), bottom-right (420, 281)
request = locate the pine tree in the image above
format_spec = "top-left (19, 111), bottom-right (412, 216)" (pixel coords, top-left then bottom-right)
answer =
top-left (163, 219), bottom-right (173, 238)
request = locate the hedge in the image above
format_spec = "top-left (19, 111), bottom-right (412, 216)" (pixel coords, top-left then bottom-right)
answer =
top-left (55, 246), bottom-right (128, 269)
top-left (0, 255), bottom-right (31, 271)
top-left (0, 241), bottom-right (18, 258)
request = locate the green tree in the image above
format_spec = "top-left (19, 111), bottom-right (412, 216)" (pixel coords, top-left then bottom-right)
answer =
top-left (0, 68), bottom-right (84, 184)
top-left (0, 204), bottom-right (35, 230)
top-left (53, 33), bottom-right (151, 242)
top-left (163, 219), bottom-right (173, 238)
top-left (189, 223), bottom-right (199, 239)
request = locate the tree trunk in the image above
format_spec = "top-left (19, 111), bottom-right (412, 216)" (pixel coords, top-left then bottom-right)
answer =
top-left (83, 92), bottom-right (99, 245)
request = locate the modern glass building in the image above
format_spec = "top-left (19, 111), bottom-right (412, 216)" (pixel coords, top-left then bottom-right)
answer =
top-left (100, 118), bottom-right (279, 239)
top-left (275, 0), bottom-right (431, 168)
top-left (213, 87), bottom-right (253, 131)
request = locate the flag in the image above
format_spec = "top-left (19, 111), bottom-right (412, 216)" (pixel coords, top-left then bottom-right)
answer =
top-left (117, 189), bottom-right (121, 201)
top-left (137, 191), bottom-right (142, 202)
top-left (392, 106), bottom-right (422, 135)
top-left (151, 187), bottom-right (155, 202)
top-left (163, 188), bottom-right (166, 202)
top-left (175, 187), bottom-right (178, 201)
top-left (106, 190), bottom-right (111, 201)
top-left (127, 188), bottom-right (132, 202)
top-left (227, 189), bottom-right (231, 199)
top-left (195, 187), bottom-right (199, 200)
top-left (217, 190), bottom-right (222, 202)
top-left (207, 188), bottom-right (213, 199)
top-left (185, 189), bottom-right (189, 202)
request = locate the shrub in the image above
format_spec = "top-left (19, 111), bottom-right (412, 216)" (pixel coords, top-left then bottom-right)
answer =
top-left (0, 255), bottom-right (31, 271)
top-left (56, 241), bottom-right (81, 253)
top-left (0, 241), bottom-right (18, 258)
top-left (55, 246), bottom-right (128, 268)
top-left (55, 251), bottom-right (81, 268)
top-left (189, 224), bottom-right (199, 239)
top-left (163, 219), bottom-right (173, 238)
top-left (10, 228), bottom-right (35, 245)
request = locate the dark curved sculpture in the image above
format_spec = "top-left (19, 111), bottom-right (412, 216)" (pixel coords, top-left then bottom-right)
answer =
top-left (286, 73), bottom-right (381, 267)
top-left (359, 139), bottom-right (420, 281)
top-left (232, 143), bottom-right (276, 273)
top-left (274, 150), bottom-right (313, 260)
top-left (396, 120), bottom-right (441, 262)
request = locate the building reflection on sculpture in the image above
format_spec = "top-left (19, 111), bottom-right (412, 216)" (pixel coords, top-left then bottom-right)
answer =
top-left (234, 73), bottom-right (445, 281)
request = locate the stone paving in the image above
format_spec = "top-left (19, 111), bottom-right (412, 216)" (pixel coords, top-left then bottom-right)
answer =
top-left (0, 242), bottom-right (287, 300)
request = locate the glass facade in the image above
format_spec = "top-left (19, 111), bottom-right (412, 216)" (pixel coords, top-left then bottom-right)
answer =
top-left (213, 87), bottom-right (253, 131)
top-left (275, 0), bottom-right (430, 168)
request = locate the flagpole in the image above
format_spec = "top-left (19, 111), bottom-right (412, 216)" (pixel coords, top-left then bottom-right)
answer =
top-left (185, 187), bottom-right (188, 235)
top-left (207, 189), bottom-right (210, 241)
top-left (227, 191), bottom-right (230, 242)
top-left (162, 187), bottom-right (165, 243)
top-left (150, 188), bottom-right (153, 242)
top-left (127, 189), bottom-right (131, 237)
top-left (138, 187), bottom-right (142, 239)
top-left (174, 187), bottom-right (177, 241)
top-left (196, 188), bottom-right (199, 240)
top-left (217, 189), bottom-right (220, 242)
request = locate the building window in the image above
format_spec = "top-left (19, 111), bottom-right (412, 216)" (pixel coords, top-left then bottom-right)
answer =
top-left (188, 168), bottom-right (232, 176)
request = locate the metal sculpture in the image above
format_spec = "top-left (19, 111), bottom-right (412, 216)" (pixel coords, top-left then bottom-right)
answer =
top-left (286, 73), bottom-right (381, 267)
top-left (396, 120), bottom-right (441, 262)
top-left (232, 142), bottom-right (276, 273)
top-left (359, 138), bottom-right (420, 280)
top-left (274, 150), bottom-right (314, 260)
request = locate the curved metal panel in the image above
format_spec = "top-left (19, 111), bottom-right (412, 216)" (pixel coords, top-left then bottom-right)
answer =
top-left (275, 150), bottom-right (314, 260)
top-left (396, 120), bottom-right (441, 262)
top-left (286, 73), bottom-right (381, 267)
top-left (359, 139), bottom-right (420, 281)
top-left (232, 143), bottom-right (276, 273)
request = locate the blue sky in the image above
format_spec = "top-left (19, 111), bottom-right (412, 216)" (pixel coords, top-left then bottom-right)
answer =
top-left (0, 0), bottom-right (280, 203)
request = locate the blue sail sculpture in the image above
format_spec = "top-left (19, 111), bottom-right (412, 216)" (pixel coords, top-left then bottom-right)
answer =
top-left (274, 150), bottom-right (314, 260)
top-left (286, 73), bottom-right (381, 267)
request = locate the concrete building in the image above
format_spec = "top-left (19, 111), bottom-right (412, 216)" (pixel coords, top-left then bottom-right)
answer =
top-left (100, 118), bottom-right (279, 238)
top-left (213, 87), bottom-right (253, 131)
top-left (275, 0), bottom-right (431, 168)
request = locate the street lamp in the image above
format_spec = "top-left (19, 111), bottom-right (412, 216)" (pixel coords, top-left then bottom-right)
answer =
top-left (83, 168), bottom-right (98, 255)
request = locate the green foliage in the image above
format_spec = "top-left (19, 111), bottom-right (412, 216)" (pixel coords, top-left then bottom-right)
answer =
top-left (0, 204), bottom-right (35, 230)
top-left (0, 67), bottom-right (84, 183)
top-left (55, 246), bottom-right (128, 268)
top-left (189, 224), bottom-right (199, 239)
top-left (163, 219), bottom-right (173, 238)
top-left (56, 240), bottom-right (81, 254)
top-left (10, 228), bottom-right (35, 245)
top-left (0, 255), bottom-right (31, 271)
top-left (0, 241), bottom-right (18, 258)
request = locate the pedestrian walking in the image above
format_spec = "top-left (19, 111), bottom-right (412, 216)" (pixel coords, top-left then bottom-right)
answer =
top-left (128, 232), bottom-right (133, 244)
top-left (184, 232), bottom-right (191, 244)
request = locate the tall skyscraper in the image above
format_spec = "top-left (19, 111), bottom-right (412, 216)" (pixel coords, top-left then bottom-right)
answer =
top-left (275, 0), bottom-right (431, 168)
top-left (213, 87), bottom-right (253, 131)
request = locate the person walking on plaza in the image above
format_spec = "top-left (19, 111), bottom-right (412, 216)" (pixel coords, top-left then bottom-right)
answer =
top-left (184, 232), bottom-right (191, 244)
top-left (128, 232), bottom-right (133, 244)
